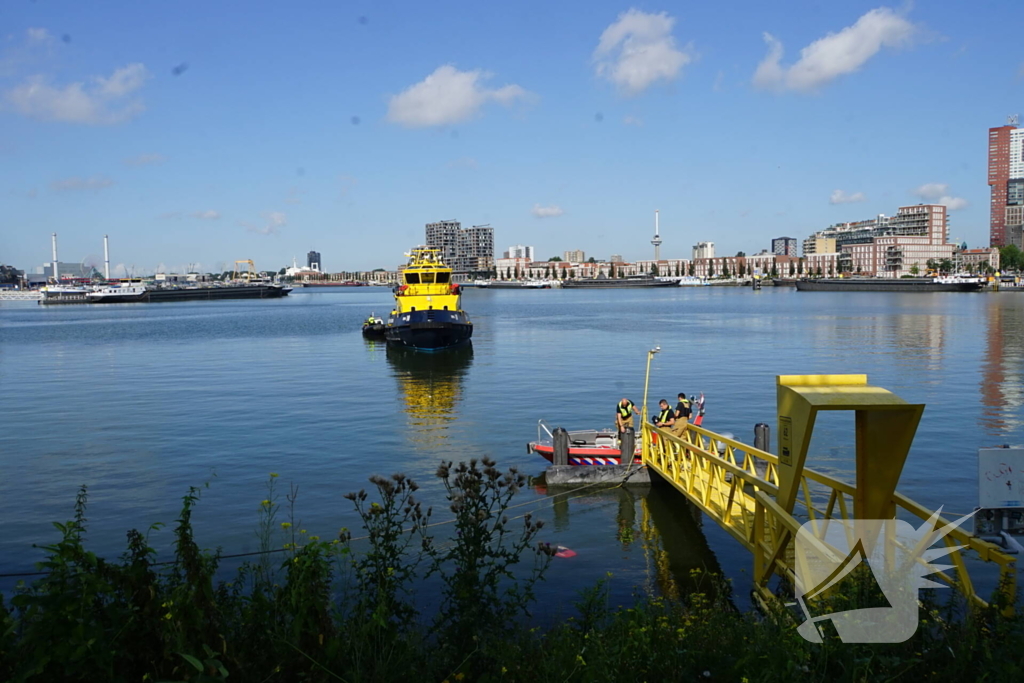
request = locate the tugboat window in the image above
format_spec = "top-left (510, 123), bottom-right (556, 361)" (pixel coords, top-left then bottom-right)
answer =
top-left (405, 273), bottom-right (420, 284)
top-left (436, 272), bottom-right (450, 283)
top-left (420, 273), bottom-right (435, 284)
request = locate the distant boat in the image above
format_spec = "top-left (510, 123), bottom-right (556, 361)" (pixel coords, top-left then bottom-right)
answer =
top-left (561, 275), bottom-right (676, 289)
top-left (795, 277), bottom-right (984, 293)
top-left (487, 280), bottom-right (551, 289)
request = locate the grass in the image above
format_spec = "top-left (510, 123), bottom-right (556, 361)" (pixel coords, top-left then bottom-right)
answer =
top-left (1, 458), bottom-right (1021, 682)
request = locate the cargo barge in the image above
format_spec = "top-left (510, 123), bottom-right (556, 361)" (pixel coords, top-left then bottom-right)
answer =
top-left (561, 275), bottom-right (676, 289)
top-left (794, 278), bottom-right (984, 293)
top-left (40, 283), bottom-right (291, 305)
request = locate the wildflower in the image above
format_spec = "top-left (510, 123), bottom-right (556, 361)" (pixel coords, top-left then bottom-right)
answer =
top-left (501, 667), bottom-right (508, 674)
top-left (300, 529), bottom-right (307, 534)
top-left (456, 674), bottom-right (465, 681)
top-left (310, 535), bottom-right (320, 541)
top-left (281, 522), bottom-right (292, 529)
top-left (261, 499), bottom-right (271, 506)
top-left (270, 472), bottom-right (279, 478)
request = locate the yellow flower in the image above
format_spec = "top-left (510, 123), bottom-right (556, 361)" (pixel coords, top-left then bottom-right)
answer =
top-left (281, 522), bottom-right (292, 529)
top-left (261, 499), bottom-right (271, 506)
top-left (270, 472), bottom-right (279, 478)
top-left (455, 674), bottom-right (465, 681)
top-left (310, 535), bottom-right (320, 541)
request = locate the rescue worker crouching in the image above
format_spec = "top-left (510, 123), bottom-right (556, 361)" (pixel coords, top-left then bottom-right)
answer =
top-left (616, 398), bottom-right (639, 435)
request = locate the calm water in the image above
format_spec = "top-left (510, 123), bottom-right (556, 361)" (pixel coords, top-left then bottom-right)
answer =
top-left (2, 287), bottom-right (1022, 608)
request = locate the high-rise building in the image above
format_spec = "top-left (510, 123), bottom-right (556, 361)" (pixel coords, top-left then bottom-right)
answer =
top-left (771, 237), bottom-right (797, 257)
top-left (564, 250), bottom-right (585, 263)
top-left (460, 225), bottom-right (494, 273)
top-left (307, 250), bottom-right (321, 272)
top-left (610, 254), bottom-right (624, 263)
top-left (988, 118), bottom-right (1024, 247)
top-left (425, 220), bottom-right (462, 268)
top-left (507, 245), bottom-right (535, 260)
top-left (425, 220), bottom-right (494, 273)
top-left (806, 205), bottom-right (953, 276)
top-left (692, 242), bottom-right (715, 260)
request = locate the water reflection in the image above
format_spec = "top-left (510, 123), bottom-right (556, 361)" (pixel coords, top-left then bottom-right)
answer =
top-left (385, 343), bottom-right (474, 450)
top-left (981, 299), bottom-right (1024, 434)
top-left (546, 483), bottom-right (724, 601)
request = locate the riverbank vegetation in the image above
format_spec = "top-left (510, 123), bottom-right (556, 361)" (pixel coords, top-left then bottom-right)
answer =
top-left (1, 459), bottom-right (1021, 682)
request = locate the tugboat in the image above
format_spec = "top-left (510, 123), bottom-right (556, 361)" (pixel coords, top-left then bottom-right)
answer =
top-left (386, 247), bottom-right (473, 350)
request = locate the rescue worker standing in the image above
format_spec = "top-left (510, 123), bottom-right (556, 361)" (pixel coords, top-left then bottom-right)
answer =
top-left (652, 399), bottom-right (676, 430)
top-left (672, 393), bottom-right (692, 437)
top-left (616, 398), bottom-right (639, 434)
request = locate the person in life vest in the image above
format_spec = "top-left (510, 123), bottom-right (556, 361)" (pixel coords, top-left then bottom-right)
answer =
top-left (615, 398), bottom-right (639, 434)
top-left (671, 392), bottom-right (692, 437)
top-left (652, 399), bottom-right (676, 430)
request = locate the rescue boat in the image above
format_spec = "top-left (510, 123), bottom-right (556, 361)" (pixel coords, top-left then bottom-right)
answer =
top-left (386, 247), bottom-right (473, 350)
top-left (528, 395), bottom-right (705, 466)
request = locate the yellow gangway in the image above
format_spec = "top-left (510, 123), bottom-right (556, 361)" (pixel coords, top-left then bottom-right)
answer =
top-left (638, 367), bottom-right (1016, 612)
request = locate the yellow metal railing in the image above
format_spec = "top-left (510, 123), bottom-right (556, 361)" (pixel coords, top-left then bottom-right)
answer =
top-left (641, 421), bottom-right (1017, 611)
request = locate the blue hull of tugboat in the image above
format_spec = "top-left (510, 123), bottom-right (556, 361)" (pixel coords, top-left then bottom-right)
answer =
top-left (385, 309), bottom-right (473, 350)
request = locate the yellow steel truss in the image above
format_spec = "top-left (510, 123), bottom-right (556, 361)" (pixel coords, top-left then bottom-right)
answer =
top-left (640, 375), bottom-right (1017, 613)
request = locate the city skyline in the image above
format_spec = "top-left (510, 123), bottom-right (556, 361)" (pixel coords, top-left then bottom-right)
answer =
top-left (1, 2), bottom-right (1021, 273)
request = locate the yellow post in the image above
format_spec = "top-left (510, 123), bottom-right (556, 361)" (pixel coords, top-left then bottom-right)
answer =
top-left (775, 374), bottom-right (924, 520)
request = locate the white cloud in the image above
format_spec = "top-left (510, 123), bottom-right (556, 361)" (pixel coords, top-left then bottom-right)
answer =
top-left (753, 8), bottom-right (917, 92)
top-left (913, 183), bottom-right (968, 211)
top-left (829, 189), bottom-right (866, 204)
top-left (531, 204), bottom-right (564, 218)
top-left (914, 183), bottom-right (948, 199)
top-left (245, 211), bottom-right (287, 235)
top-left (593, 9), bottom-right (693, 96)
top-left (190, 210), bottom-right (221, 220)
top-left (50, 176), bottom-right (114, 192)
top-left (939, 196), bottom-right (968, 211)
top-left (123, 153), bottom-right (165, 166)
top-left (5, 63), bottom-right (151, 124)
top-left (622, 115), bottom-right (643, 126)
top-left (387, 65), bottom-right (530, 127)
top-left (26, 28), bottom-right (53, 44)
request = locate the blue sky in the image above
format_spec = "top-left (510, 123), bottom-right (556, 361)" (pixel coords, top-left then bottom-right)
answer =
top-left (1, 1), bottom-right (1021, 274)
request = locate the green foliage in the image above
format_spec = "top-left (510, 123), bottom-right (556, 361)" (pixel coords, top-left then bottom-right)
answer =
top-left (429, 458), bottom-right (553, 671)
top-left (1001, 244), bottom-right (1023, 272)
top-left (3, 474), bottom-right (1023, 682)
